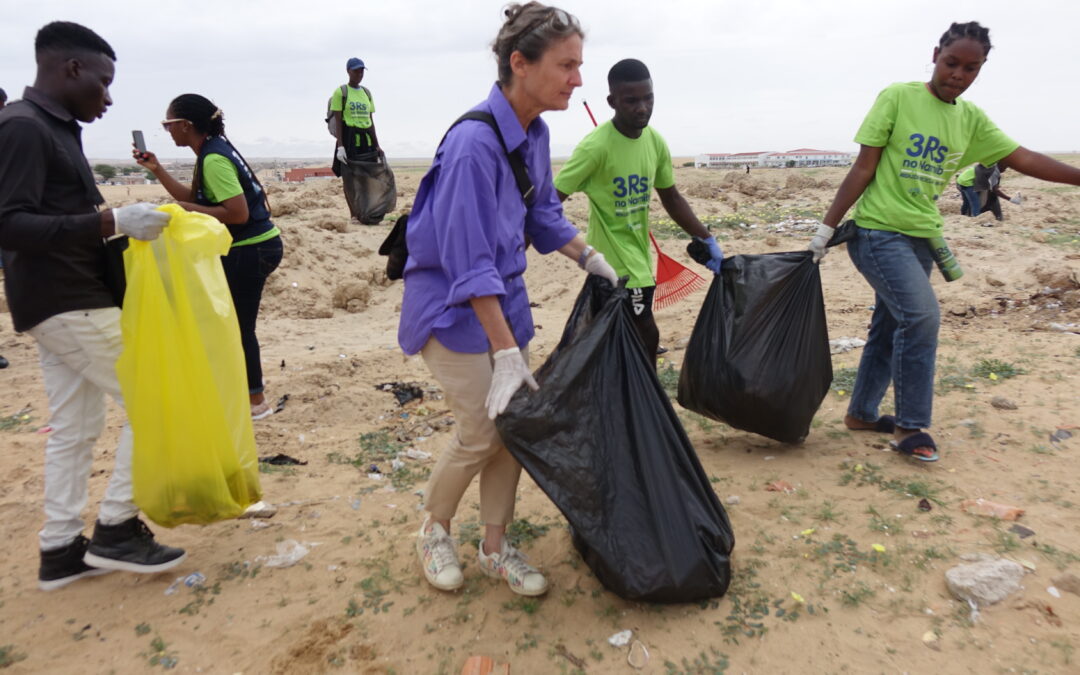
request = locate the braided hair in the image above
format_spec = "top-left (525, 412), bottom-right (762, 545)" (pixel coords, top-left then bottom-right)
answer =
top-left (938, 21), bottom-right (992, 56)
top-left (170, 93), bottom-right (271, 216)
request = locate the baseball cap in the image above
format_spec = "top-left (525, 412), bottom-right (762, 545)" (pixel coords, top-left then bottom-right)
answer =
top-left (346, 57), bottom-right (366, 71)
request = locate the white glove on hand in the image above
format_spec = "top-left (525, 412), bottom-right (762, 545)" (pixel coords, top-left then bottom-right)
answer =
top-left (113, 203), bottom-right (170, 241)
top-left (335, 146), bottom-right (348, 163)
top-left (584, 251), bottom-right (619, 286)
top-left (808, 222), bottom-right (835, 264)
top-left (485, 347), bottom-right (538, 419)
top-left (1010, 192), bottom-right (1023, 205)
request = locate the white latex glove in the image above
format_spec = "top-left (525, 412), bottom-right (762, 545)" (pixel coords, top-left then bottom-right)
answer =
top-left (1010, 192), bottom-right (1023, 205)
top-left (584, 251), bottom-right (619, 286)
top-left (335, 146), bottom-right (348, 163)
top-left (485, 347), bottom-right (538, 419)
top-left (808, 222), bottom-right (835, 264)
top-left (113, 203), bottom-right (170, 241)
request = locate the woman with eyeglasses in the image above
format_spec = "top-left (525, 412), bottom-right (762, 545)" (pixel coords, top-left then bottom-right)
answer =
top-left (135, 94), bottom-right (283, 421)
top-left (401, 2), bottom-right (617, 597)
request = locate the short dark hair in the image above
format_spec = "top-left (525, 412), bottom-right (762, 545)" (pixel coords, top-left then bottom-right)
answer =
top-left (938, 21), bottom-right (992, 56)
top-left (492, 3), bottom-right (583, 86)
top-left (608, 59), bottom-right (651, 87)
top-left (0, 88), bottom-right (6, 103)
top-left (35, 21), bottom-right (116, 61)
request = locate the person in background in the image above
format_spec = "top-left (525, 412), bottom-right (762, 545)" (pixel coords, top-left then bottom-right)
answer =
top-left (330, 57), bottom-right (379, 163)
top-left (400, 2), bottom-right (617, 598)
top-left (958, 162), bottom-right (1017, 220)
top-left (555, 58), bottom-right (723, 366)
top-left (135, 94), bottom-right (283, 420)
top-left (0, 21), bottom-right (186, 591)
top-left (810, 21), bottom-right (1080, 462)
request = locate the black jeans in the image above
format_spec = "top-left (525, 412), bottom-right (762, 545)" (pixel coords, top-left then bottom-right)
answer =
top-left (220, 235), bottom-right (283, 394)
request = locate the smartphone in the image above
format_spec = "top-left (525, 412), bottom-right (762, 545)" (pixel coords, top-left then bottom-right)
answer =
top-left (132, 129), bottom-right (147, 154)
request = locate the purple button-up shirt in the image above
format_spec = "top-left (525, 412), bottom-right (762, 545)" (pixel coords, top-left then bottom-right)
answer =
top-left (398, 84), bottom-right (579, 355)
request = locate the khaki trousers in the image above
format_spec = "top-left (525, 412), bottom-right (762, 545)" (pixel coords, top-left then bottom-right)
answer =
top-left (420, 337), bottom-right (527, 526)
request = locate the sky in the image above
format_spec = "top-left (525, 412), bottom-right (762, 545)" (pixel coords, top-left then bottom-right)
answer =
top-left (1, 0), bottom-right (1078, 161)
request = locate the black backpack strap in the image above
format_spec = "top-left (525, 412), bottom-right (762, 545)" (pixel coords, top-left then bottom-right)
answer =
top-left (441, 111), bottom-right (535, 206)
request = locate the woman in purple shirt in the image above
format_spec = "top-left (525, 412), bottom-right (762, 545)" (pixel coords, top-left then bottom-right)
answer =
top-left (401, 2), bottom-right (617, 597)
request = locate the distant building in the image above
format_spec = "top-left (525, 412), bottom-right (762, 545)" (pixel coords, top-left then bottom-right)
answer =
top-left (284, 167), bottom-right (336, 182)
top-left (695, 151), bottom-right (772, 169)
top-left (695, 149), bottom-right (853, 169)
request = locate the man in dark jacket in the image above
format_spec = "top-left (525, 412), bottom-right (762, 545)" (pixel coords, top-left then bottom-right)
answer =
top-left (0, 21), bottom-right (185, 591)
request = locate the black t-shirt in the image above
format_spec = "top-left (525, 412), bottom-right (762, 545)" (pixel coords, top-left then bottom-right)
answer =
top-left (0, 87), bottom-right (116, 332)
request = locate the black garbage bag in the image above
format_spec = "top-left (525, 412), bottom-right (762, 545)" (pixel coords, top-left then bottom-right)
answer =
top-left (496, 276), bottom-right (734, 603)
top-left (677, 250), bottom-right (831, 444)
top-left (342, 150), bottom-right (397, 224)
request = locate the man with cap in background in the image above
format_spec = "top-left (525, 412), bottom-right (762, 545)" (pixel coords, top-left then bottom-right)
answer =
top-left (329, 57), bottom-right (379, 164)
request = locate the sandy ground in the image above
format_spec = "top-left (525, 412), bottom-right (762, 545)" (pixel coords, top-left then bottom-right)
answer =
top-left (1, 162), bottom-right (1079, 674)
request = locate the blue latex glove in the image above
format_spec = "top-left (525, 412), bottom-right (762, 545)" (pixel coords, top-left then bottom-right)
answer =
top-left (698, 236), bottom-right (724, 274)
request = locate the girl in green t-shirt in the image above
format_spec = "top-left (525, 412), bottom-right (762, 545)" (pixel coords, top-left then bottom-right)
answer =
top-left (136, 95), bottom-right (283, 421)
top-left (809, 21), bottom-right (1080, 462)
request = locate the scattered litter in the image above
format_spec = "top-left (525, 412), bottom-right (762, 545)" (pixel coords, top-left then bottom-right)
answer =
top-left (911, 530), bottom-right (931, 539)
top-left (250, 520), bottom-right (271, 530)
top-left (375, 381), bottom-right (425, 406)
top-left (725, 495), bottom-right (741, 506)
top-left (763, 455), bottom-right (776, 461)
top-left (872, 544), bottom-right (886, 553)
top-left (829, 337), bottom-right (867, 354)
top-left (274, 394), bottom-right (290, 413)
top-left (608, 630), bottom-right (632, 647)
top-left (459, 655), bottom-right (509, 675)
top-left (765, 480), bottom-right (795, 493)
top-left (1050, 429), bottom-right (1073, 444)
top-left (404, 448), bottom-right (432, 460)
top-left (369, 464), bottom-right (381, 473)
top-left (918, 498), bottom-right (933, 512)
top-left (627, 640), bottom-right (649, 669)
top-left (960, 498), bottom-right (1024, 521)
top-left (367, 473), bottom-right (383, 481)
top-left (36, 426), bottom-right (52, 434)
top-left (385, 504), bottom-right (397, 509)
top-left (351, 498), bottom-right (362, 510)
top-left (291, 282), bottom-right (299, 288)
top-left (259, 453), bottom-right (307, 466)
top-left (1008, 524), bottom-right (1036, 539)
top-left (257, 540), bottom-right (317, 568)
top-left (791, 592), bottom-right (805, 603)
top-left (391, 458), bottom-right (405, 472)
top-left (184, 572), bottom-right (206, 588)
top-left (239, 501), bottom-right (278, 519)
top-left (1048, 586), bottom-right (1062, 599)
top-left (967, 598), bottom-right (981, 623)
top-left (1019, 559), bottom-right (1037, 573)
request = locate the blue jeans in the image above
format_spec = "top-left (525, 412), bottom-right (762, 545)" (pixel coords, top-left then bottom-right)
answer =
top-left (845, 227), bottom-right (938, 430)
top-left (221, 236), bottom-right (283, 394)
top-left (959, 185), bottom-right (981, 217)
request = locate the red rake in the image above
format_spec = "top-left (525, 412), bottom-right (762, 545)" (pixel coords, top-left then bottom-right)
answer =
top-left (650, 231), bottom-right (706, 309)
top-left (581, 100), bottom-right (705, 310)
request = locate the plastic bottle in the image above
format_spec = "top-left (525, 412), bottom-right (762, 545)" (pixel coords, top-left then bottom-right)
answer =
top-left (928, 236), bottom-right (964, 281)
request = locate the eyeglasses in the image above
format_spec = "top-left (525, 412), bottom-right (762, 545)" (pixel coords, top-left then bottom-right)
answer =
top-left (518, 7), bottom-right (575, 46)
top-left (161, 118), bottom-right (188, 131)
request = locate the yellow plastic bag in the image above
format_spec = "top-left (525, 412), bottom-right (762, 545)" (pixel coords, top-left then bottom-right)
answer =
top-left (117, 204), bottom-right (261, 526)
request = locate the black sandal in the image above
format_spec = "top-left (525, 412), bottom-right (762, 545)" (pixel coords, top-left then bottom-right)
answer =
top-left (849, 414), bottom-right (897, 433)
top-left (889, 432), bottom-right (939, 462)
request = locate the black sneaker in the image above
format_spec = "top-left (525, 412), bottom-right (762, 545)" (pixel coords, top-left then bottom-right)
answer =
top-left (39, 535), bottom-right (112, 591)
top-left (84, 517), bottom-right (186, 573)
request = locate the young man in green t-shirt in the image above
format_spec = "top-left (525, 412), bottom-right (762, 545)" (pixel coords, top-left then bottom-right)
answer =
top-left (555, 58), bottom-right (722, 365)
top-left (330, 57), bottom-right (379, 162)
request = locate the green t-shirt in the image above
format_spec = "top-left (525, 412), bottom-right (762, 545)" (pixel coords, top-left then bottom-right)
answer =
top-left (956, 165), bottom-right (976, 187)
top-left (851, 81), bottom-right (1018, 238)
top-left (554, 121), bottom-right (675, 288)
top-left (201, 154), bottom-right (243, 204)
top-left (329, 85), bottom-right (375, 129)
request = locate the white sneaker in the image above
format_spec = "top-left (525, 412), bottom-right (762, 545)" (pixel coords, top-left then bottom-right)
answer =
top-left (416, 518), bottom-right (463, 591)
top-left (477, 538), bottom-right (548, 596)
